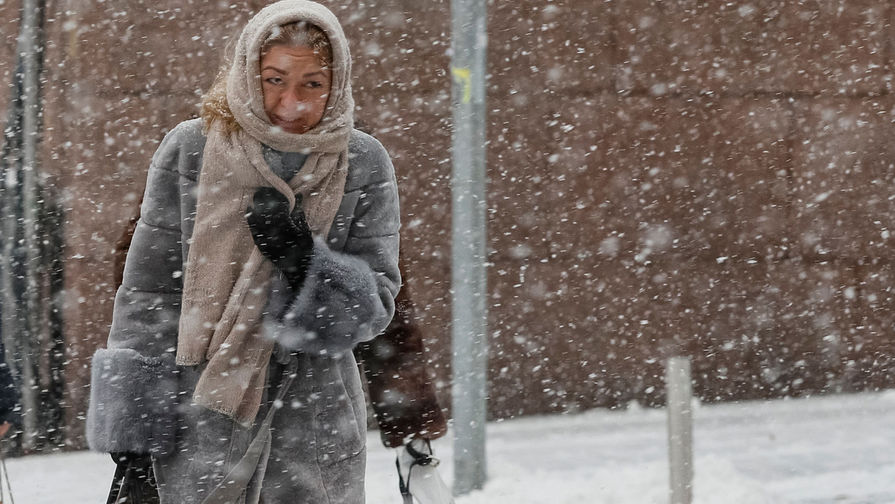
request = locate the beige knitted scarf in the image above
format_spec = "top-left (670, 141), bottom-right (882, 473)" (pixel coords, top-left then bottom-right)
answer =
top-left (176, 0), bottom-right (354, 424)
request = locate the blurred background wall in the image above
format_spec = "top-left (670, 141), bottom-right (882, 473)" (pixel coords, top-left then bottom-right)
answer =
top-left (2, 0), bottom-right (895, 449)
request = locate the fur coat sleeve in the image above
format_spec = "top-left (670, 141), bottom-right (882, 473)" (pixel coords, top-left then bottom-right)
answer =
top-left (86, 120), bottom-right (202, 456)
top-left (264, 132), bottom-right (402, 356)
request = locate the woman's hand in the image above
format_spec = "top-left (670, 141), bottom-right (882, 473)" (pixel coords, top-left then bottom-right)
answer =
top-left (0, 422), bottom-right (10, 438)
top-left (246, 187), bottom-right (315, 291)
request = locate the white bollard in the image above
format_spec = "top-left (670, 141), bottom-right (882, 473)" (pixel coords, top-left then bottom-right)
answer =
top-left (666, 356), bottom-right (693, 504)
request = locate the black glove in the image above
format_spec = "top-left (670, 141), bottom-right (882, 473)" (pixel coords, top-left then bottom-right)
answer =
top-left (245, 187), bottom-right (315, 291)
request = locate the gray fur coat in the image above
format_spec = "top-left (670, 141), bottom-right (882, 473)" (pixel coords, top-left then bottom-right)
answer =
top-left (86, 118), bottom-right (401, 459)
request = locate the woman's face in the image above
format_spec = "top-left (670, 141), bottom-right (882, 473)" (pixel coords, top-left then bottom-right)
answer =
top-left (260, 45), bottom-right (332, 134)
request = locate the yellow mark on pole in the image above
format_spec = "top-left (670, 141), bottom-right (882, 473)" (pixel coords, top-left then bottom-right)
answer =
top-left (452, 66), bottom-right (472, 104)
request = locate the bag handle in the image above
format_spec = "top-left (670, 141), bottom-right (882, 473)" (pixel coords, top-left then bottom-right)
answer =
top-left (0, 446), bottom-right (15, 504)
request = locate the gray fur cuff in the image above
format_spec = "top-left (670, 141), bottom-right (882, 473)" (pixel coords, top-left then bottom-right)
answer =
top-left (266, 237), bottom-right (387, 355)
top-left (86, 348), bottom-right (179, 456)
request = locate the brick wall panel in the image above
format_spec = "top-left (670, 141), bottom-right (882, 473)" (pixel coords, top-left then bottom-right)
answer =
top-left (768, 260), bottom-right (859, 395)
top-left (60, 7), bottom-right (250, 96)
top-left (489, 0), bottom-right (614, 98)
top-left (537, 95), bottom-right (618, 259)
top-left (616, 0), bottom-right (891, 95)
top-left (488, 255), bottom-right (639, 416)
top-left (615, 0), bottom-right (719, 95)
top-left (355, 92), bottom-right (452, 264)
top-left (59, 94), bottom-right (196, 261)
top-left (791, 97), bottom-right (895, 260)
top-left (486, 97), bottom-right (553, 262)
top-left (850, 263), bottom-right (895, 390)
top-left (571, 96), bottom-right (790, 263)
top-left (773, 0), bottom-right (891, 95)
top-left (688, 260), bottom-right (858, 401)
top-left (0, 0), bottom-right (20, 118)
top-left (341, 0), bottom-right (450, 96)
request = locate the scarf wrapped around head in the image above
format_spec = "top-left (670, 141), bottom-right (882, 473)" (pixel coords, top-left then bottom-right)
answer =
top-left (176, 0), bottom-right (354, 424)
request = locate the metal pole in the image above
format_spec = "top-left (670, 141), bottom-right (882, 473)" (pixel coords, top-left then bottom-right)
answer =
top-left (16, 0), bottom-right (45, 451)
top-left (450, 0), bottom-right (488, 495)
top-left (0, 156), bottom-right (20, 419)
top-left (666, 356), bottom-right (693, 504)
top-left (0, 52), bottom-right (23, 397)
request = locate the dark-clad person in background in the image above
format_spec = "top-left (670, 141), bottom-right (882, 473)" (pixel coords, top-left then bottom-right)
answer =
top-left (0, 328), bottom-right (20, 439)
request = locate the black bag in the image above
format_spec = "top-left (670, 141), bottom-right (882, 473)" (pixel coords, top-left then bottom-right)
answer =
top-left (106, 458), bottom-right (160, 504)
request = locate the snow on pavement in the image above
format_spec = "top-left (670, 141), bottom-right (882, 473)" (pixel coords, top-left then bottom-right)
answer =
top-left (5, 391), bottom-right (895, 503)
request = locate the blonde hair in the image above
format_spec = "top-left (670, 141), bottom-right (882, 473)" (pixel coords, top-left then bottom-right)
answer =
top-left (199, 21), bottom-right (333, 134)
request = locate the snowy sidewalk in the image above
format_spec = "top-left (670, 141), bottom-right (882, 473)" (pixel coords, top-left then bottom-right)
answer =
top-left (6, 391), bottom-right (895, 503)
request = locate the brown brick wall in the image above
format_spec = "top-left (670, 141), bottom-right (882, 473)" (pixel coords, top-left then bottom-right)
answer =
top-left (0, 0), bottom-right (21, 127)
top-left (3, 0), bottom-right (895, 446)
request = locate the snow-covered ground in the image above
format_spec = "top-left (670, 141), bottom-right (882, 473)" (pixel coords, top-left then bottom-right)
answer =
top-left (6, 391), bottom-right (895, 503)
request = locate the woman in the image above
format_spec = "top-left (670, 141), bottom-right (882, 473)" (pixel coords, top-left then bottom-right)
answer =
top-left (87, 1), bottom-right (400, 502)
top-left (111, 215), bottom-right (451, 503)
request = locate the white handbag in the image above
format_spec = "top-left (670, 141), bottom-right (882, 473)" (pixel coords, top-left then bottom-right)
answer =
top-left (396, 439), bottom-right (455, 504)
